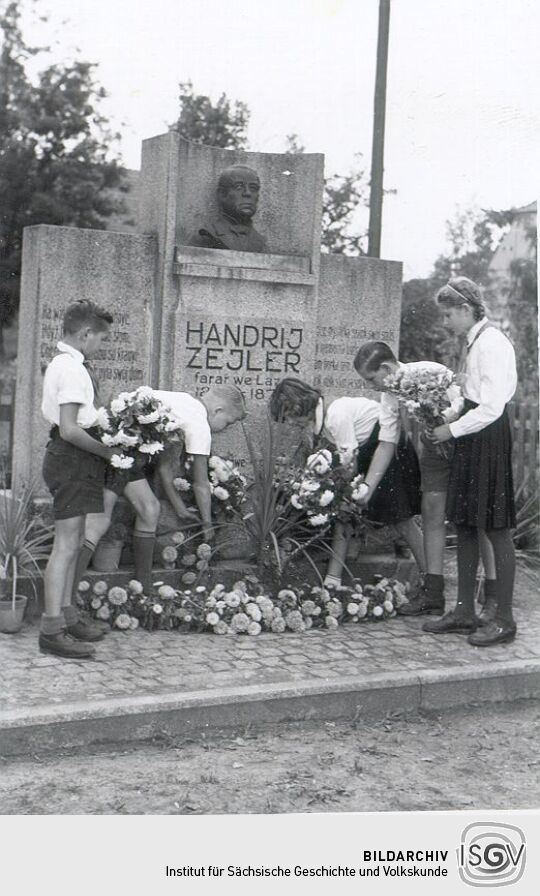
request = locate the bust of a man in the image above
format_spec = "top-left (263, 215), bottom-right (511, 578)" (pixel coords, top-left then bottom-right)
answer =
top-left (190, 165), bottom-right (269, 253)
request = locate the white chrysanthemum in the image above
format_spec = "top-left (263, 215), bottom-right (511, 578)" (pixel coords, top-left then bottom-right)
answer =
top-left (246, 604), bottom-right (262, 622)
top-left (206, 612), bottom-right (220, 626)
top-left (152, 603), bottom-right (163, 614)
top-left (357, 605), bottom-right (368, 618)
top-left (162, 546), bottom-right (178, 564)
top-left (212, 584), bottom-right (226, 596)
top-left (92, 580), bottom-right (108, 596)
top-left (173, 478), bottom-right (191, 492)
top-left (319, 489), bottom-right (335, 507)
top-left (301, 480), bottom-right (320, 494)
top-left (195, 585), bottom-right (207, 594)
top-left (138, 441), bottom-right (164, 455)
top-left (116, 431), bottom-right (139, 448)
top-left (284, 610), bottom-right (305, 633)
top-left (197, 543), bottom-right (212, 560)
top-left (95, 407), bottom-right (111, 431)
top-left (347, 602), bottom-right (360, 615)
top-left (108, 586), bottom-right (128, 606)
top-left (213, 621), bottom-right (229, 635)
top-left (129, 617), bottom-right (139, 630)
top-left (291, 494), bottom-right (303, 510)
top-left (270, 617), bottom-right (286, 633)
top-left (127, 579), bottom-right (144, 594)
top-left (110, 454), bottom-right (134, 469)
top-left (301, 599), bottom-right (317, 616)
top-left (182, 571), bottom-right (196, 585)
top-left (115, 613), bottom-right (131, 630)
top-left (205, 596), bottom-right (217, 608)
top-left (158, 585), bottom-right (176, 600)
top-left (77, 580), bottom-right (90, 593)
top-left (325, 615), bottom-right (339, 630)
top-left (215, 600), bottom-right (226, 611)
top-left (181, 553), bottom-right (196, 567)
top-left (171, 531), bottom-right (185, 545)
top-left (96, 606), bottom-right (110, 620)
top-left (135, 386), bottom-right (154, 400)
top-left (110, 398), bottom-right (126, 415)
top-left (247, 621), bottom-right (262, 636)
top-left (230, 612), bottom-right (250, 633)
top-left (90, 597), bottom-right (102, 610)
top-left (372, 605), bottom-right (384, 618)
top-left (277, 589), bottom-right (296, 603)
top-left (308, 513), bottom-right (329, 527)
top-left (225, 593), bottom-right (241, 608)
top-left (137, 410), bottom-right (160, 425)
top-left (213, 486), bottom-right (229, 501)
top-left (232, 580), bottom-right (247, 593)
top-left (383, 600), bottom-right (394, 612)
top-left (101, 433), bottom-right (116, 447)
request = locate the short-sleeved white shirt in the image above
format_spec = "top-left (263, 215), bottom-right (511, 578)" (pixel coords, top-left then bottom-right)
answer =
top-left (154, 391), bottom-right (212, 456)
top-left (41, 341), bottom-right (98, 428)
top-left (378, 361), bottom-right (449, 444)
top-left (321, 396), bottom-right (380, 464)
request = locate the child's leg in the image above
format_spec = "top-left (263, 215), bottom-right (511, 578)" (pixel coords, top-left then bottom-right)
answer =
top-left (422, 491), bottom-right (446, 575)
top-left (43, 517), bottom-right (85, 622)
top-left (484, 528), bottom-right (515, 626)
top-left (71, 489), bottom-right (119, 600)
top-left (325, 522), bottom-right (350, 586)
top-left (475, 528), bottom-right (498, 620)
top-left (125, 479), bottom-right (161, 593)
top-left (423, 524), bottom-right (478, 634)
top-left (394, 516), bottom-right (425, 573)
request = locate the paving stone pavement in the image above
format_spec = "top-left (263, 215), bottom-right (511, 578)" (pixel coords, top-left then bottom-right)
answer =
top-left (1, 566), bottom-right (539, 717)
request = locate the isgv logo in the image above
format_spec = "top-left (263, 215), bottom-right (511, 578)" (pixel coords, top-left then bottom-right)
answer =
top-left (458, 823), bottom-right (526, 887)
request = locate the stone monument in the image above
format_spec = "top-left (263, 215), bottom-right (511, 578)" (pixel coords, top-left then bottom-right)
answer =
top-left (13, 133), bottom-right (402, 493)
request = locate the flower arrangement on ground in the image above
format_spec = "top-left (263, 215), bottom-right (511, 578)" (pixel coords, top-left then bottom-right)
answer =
top-left (77, 573), bottom-right (410, 635)
top-left (97, 386), bottom-right (183, 468)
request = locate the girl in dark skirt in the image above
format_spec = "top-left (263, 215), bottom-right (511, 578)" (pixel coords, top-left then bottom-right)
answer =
top-left (269, 379), bottom-right (424, 587)
top-left (427, 277), bottom-right (518, 646)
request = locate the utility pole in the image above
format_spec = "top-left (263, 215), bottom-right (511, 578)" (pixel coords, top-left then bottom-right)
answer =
top-left (367, 0), bottom-right (391, 257)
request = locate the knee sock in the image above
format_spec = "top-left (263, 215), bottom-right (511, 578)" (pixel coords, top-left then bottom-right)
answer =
top-left (424, 573), bottom-right (444, 596)
top-left (71, 539), bottom-right (97, 602)
top-left (486, 528), bottom-right (515, 625)
top-left (63, 605), bottom-right (80, 626)
top-left (455, 525), bottom-right (479, 620)
top-left (132, 530), bottom-right (156, 594)
top-left (40, 614), bottom-right (65, 636)
top-left (484, 578), bottom-right (497, 601)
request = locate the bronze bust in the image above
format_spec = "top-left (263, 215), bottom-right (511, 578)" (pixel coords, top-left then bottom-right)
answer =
top-left (190, 165), bottom-right (269, 253)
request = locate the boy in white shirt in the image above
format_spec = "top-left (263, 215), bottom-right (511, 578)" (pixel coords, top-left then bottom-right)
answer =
top-left (40, 301), bottom-right (116, 659)
top-left (154, 386), bottom-right (247, 541)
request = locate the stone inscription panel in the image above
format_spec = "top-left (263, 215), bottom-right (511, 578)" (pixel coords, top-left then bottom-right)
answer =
top-left (314, 323), bottom-right (396, 392)
top-left (180, 317), bottom-right (305, 402)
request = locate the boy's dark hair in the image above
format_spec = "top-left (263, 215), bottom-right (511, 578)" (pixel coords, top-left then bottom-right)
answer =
top-left (436, 277), bottom-right (486, 321)
top-left (63, 301), bottom-right (113, 335)
top-left (269, 378), bottom-right (322, 422)
top-left (353, 341), bottom-right (397, 375)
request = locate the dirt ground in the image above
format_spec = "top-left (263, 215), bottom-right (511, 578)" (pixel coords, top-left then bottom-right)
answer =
top-left (1, 699), bottom-right (539, 815)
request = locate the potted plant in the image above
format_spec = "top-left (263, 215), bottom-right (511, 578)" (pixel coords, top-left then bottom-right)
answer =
top-left (92, 522), bottom-right (128, 572)
top-left (0, 482), bottom-right (54, 633)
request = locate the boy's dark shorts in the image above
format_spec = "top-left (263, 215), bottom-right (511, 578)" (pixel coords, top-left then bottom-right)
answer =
top-left (42, 434), bottom-right (106, 520)
top-left (104, 461), bottom-right (151, 496)
top-left (420, 436), bottom-right (454, 493)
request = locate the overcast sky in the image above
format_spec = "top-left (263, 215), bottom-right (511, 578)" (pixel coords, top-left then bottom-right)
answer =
top-left (23, 0), bottom-right (539, 278)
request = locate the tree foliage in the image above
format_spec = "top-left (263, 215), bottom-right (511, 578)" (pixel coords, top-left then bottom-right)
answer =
top-left (175, 81), bottom-right (250, 149)
top-left (0, 0), bottom-right (127, 336)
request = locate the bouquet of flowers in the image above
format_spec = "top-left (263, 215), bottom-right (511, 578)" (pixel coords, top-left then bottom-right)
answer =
top-left (282, 448), bottom-right (372, 530)
top-left (383, 367), bottom-right (464, 458)
top-left (97, 386), bottom-right (183, 469)
top-left (174, 455), bottom-right (248, 519)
